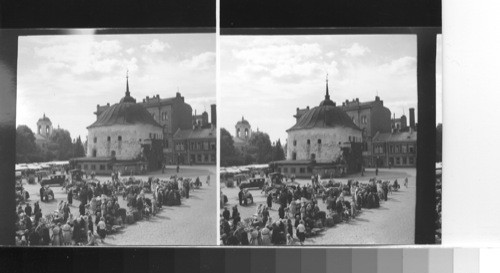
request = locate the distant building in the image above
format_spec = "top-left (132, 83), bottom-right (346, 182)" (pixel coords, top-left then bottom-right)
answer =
top-left (232, 116), bottom-right (252, 152)
top-left (192, 110), bottom-right (210, 129)
top-left (34, 113), bottom-right (53, 150)
top-left (173, 127), bottom-right (216, 165)
top-left (372, 129), bottom-right (417, 167)
top-left (73, 75), bottom-right (164, 174)
top-left (273, 78), bottom-right (363, 178)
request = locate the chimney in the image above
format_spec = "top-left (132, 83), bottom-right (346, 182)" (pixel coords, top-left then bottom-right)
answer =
top-left (107, 103), bottom-right (110, 106)
top-left (306, 106), bottom-right (309, 110)
top-left (409, 108), bottom-right (415, 129)
top-left (375, 95), bottom-right (380, 101)
top-left (211, 104), bottom-right (216, 126)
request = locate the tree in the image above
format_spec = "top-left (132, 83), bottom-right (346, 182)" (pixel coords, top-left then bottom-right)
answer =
top-left (16, 125), bottom-right (38, 163)
top-left (247, 131), bottom-right (273, 164)
top-left (220, 128), bottom-right (237, 166)
top-left (73, 136), bottom-right (86, 158)
top-left (49, 128), bottom-right (73, 160)
top-left (436, 123), bottom-right (442, 162)
top-left (272, 139), bottom-right (285, 161)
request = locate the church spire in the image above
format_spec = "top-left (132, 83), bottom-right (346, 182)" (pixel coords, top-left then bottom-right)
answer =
top-left (125, 70), bottom-right (130, 97)
top-left (120, 69), bottom-right (137, 103)
top-left (325, 73), bottom-right (330, 100)
top-left (319, 73), bottom-right (336, 107)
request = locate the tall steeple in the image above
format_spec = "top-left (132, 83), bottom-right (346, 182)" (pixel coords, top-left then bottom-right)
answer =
top-left (120, 70), bottom-right (136, 103)
top-left (319, 73), bottom-right (336, 107)
top-left (325, 73), bottom-right (330, 100)
top-left (125, 70), bottom-right (130, 97)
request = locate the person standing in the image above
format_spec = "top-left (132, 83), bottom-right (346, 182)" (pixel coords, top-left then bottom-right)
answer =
top-left (97, 217), bottom-right (106, 243)
top-left (278, 204), bottom-right (285, 219)
top-left (296, 220), bottom-right (306, 246)
top-left (24, 203), bottom-right (32, 217)
top-left (79, 201), bottom-right (86, 216)
top-left (238, 189), bottom-right (243, 206)
top-left (267, 192), bottom-right (273, 210)
top-left (67, 189), bottom-right (73, 206)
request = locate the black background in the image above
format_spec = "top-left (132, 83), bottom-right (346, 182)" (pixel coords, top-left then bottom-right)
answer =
top-left (0, 0), bottom-right (440, 271)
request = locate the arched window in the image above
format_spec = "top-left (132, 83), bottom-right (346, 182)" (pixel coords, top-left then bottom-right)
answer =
top-left (307, 139), bottom-right (310, 145)
top-left (292, 152), bottom-right (297, 160)
top-left (237, 128), bottom-right (240, 138)
top-left (93, 137), bottom-right (97, 143)
top-left (107, 136), bottom-right (111, 142)
top-left (118, 136), bottom-right (122, 141)
top-left (245, 128), bottom-right (249, 138)
top-left (111, 150), bottom-right (116, 157)
top-left (92, 149), bottom-right (97, 157)
top-left (311, 153), bottom-right (316, 160)
top-left (318, 139), bottom-right (322, 144)
top-left (46, 126), bottom-right (49, 134)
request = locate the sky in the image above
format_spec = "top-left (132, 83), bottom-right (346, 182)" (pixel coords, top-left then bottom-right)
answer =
top-left (17, 33), bottom-right (215, 141)
top-left (220, 35), bottom-right (420, 143)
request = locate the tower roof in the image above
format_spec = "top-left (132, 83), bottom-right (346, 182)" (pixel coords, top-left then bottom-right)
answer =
top-left (319, 74), bottom-right (336, 107)
top-left (37, 113), bottom-right (52, 124)
top-left (120, 71), bottom-right (136, 103)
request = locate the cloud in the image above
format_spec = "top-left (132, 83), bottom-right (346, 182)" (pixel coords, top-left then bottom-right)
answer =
top-left (378, 56), bottom-right (416, 75)
top-left (341, 43), bottom-right (371, 56)
top-left (180, 51), bottom-right (215, 70)
top-left (141, 39), bottom-right (170, 53)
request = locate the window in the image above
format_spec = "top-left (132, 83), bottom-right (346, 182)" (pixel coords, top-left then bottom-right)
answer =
top-left (210, 154), bottom-right (216, 162)
top-left (318, 139), bottom-right (322, 144)
top-left (291, 168), bottom-right (296, 174)
top-left (93, 137), bottom-right (97, 143)
top-left (118, 136), bottom-right (122, 141)
top-left (300, 168), bottom-right (305, 174)
top-left (409, 145), bottom-right (415, 153)
top-left (311, 153), bottom-right (316, 160)
top-left (203, 142), bottom-right (209, 150)
top-left (91, 165), bottom-right (96, 170)
top-left (204, 154), bottom-right (209, 162)
top-left (92, 149), bottom-right (97, 157)
top-left (395, 145), bottom-right (400, 153)
top-left (402, 157), bottom-right (407, 165)
top-left (307, 167), bottom-right (312, 173)
top-left (292, 152), bottom-right (297, 160)
top-left (107, 136), bottom-right (111, 142)
top-left (396, 157), bottom-right (401, 165)
top-left (409, 157), bottom-right (415, 164)
top-left (389, 145), bottom-right (394, 154)
top-left (283, 167), bottom-right (288, 173)
top-left (210, 143), bottom-right (216, 150)
top-left (100, 165), bottom-right (105, 170)
top-left (362, 116), bottom-right (367, 124)
top-left (402, 145), bottom-right (407, 154)
top-left (197, 154), bottom-right (202, 162)
top-left (293, 140), bottom-right (297, 146)
top-left (307, 139), bottom-right (310, 145)
top-left (348, 136), bottom-right (351, 142)
top-left (108, 165), bottom-right (113, 170)
top-left (111, 150), bottom-right (116, 157)
top-left (83, 164), bottom-right (88, 170)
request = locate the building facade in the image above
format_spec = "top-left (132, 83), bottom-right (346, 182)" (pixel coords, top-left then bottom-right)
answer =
top-left (95, 91), bottom-right (193, 165)
top-left (173, 127), bottom-right (216, 165)
top-left (372, 130), bottom-right (417, 167)
top-left (274, 79), bottom-right (363, 178)
top-left (73, 76), bottom-right (164, 175)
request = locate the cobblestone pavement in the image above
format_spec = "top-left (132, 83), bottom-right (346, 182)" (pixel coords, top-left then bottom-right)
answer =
top-left (220, 168), bottom-right (416, 245)
top-left (21, 165), bottom-right (217, 246)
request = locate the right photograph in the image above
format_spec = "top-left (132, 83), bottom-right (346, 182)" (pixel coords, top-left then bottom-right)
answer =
top-left (219, 34), bottom-right (422, 245)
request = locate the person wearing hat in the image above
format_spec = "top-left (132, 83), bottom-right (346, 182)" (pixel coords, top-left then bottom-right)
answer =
top-left (61, 221), bottom-right (72, 245)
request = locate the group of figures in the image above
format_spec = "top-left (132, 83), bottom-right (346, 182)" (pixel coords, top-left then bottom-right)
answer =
top-left (14, 174), bottom-right (206, 246)
top-left (220, 176), bottom-right (405, 246)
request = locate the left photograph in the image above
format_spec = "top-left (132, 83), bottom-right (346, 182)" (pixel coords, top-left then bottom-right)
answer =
top-left (14, 31), bottom-right (217, 246)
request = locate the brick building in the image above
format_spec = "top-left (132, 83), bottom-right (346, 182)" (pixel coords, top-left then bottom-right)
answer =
top-left (173, 127), bottom-right (216, 165)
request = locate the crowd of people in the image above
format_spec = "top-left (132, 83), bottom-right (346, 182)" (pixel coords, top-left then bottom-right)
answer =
top-left (221, 175), bottom-right (402, 246)
top-left (14, 173), bottom-right (206, 246)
